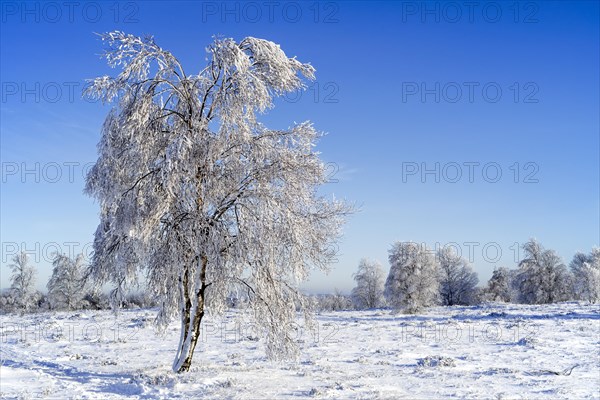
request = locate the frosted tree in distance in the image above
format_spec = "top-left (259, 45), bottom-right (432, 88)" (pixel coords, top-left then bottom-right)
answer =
top-left (8, 252), bottom-right (37, 312)
top-left (570, 248), bottom-right (600, 303)
top-left (516, 239), bottom-right (571, 304)
top-left (47, 253), bottom-right (86, 310)
top-left (84, 32), bottom-right (350, 372)
top-left (484, 266), bottom-right (515, 303)
top-left (384, 242), bottom-right (439, 313)
top-left (437, 247), bottom-right (479, 306)
top-left (351, 258), bottom-right (385, 309)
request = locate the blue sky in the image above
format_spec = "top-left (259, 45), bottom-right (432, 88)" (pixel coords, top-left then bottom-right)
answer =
top-left (1, 1), bottom-right (598, 293)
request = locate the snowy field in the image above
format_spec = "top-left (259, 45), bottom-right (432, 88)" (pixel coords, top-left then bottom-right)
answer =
top-left (1, 302), bottom-right (599, 399)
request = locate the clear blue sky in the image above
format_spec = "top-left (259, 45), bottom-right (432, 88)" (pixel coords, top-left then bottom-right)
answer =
top-left (1, 1), bottom-right (598, 293)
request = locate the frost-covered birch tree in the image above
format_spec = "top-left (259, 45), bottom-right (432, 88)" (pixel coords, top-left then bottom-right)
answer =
top-left (516, 239), bottom-right (571, 304)
top-left (384, 242), bottom-right (439, 313)
top-left (436, 247), bottom-right (478, 306)
top-left (84, 31), bottom-right (350, 372)
top-left (8, 252), bottom-right (37, 312)
top-left (570, 248), bottom-right (600, 303)
top-left (351, 259), bottom-right (385, 309)
top-left (47, 253), bottom-right (86, 310)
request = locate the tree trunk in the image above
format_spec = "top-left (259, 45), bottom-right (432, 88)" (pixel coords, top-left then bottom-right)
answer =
top-left (173, 256), bottom-right (209, 373)
top-left (174, 297), bottom-right (204, 372)
top-left (174, 174), bottom-right (211, 373)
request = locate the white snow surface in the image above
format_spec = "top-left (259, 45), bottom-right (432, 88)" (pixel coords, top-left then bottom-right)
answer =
top-left (1, 302), bottom-right (599, 399)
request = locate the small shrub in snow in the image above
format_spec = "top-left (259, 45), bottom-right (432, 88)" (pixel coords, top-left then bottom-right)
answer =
top-left (417, 355), bottom-right (456, 368)
top-left (516, 337), bottom-right (538, 347)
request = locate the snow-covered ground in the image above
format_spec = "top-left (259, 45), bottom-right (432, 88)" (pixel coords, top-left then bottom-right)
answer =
top-left (1, 302), bottom-right (599, 399)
